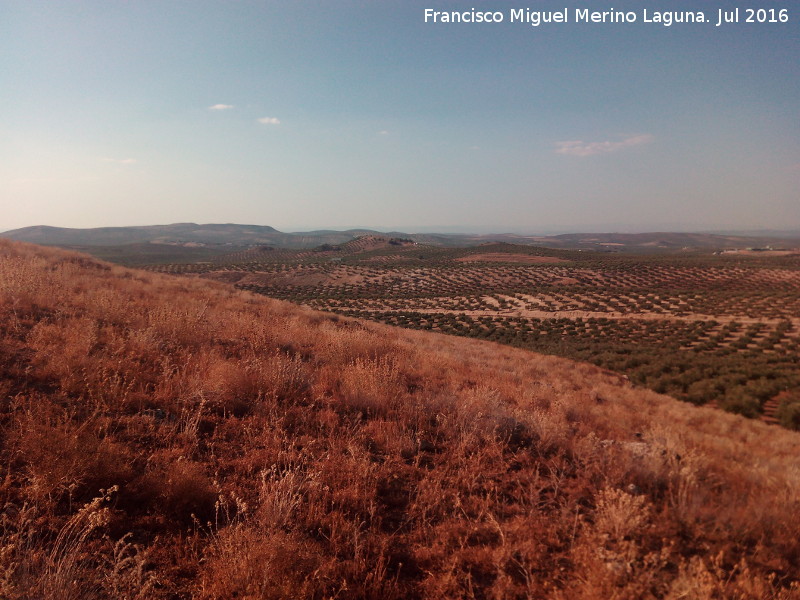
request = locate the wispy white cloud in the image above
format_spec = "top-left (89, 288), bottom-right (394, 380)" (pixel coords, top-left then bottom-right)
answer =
top-left (377, 130), bottom-right (389, 135)
top-left (208, 104), bottom-right (234, 110)
top-left (101, 157), bottom-right (137, 165)
top-left (257, 117), bottom-right (281, 125)
top-left (555, 134), bottom-right (653, 157)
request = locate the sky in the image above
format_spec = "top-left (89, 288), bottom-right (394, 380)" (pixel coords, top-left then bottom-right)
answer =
top-left (2, 0), bottom-right (799, 234)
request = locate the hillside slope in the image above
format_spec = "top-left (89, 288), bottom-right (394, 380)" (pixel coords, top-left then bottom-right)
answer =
top-left (0, 223), bottom-right (282, 246)
top-left (1, 240), bottom-right (799, 599)
top-left (0, 223), bottom-right (399, 250)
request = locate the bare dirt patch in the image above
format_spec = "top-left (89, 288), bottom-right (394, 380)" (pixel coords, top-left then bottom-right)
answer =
top-left (361, 254), bottom-right (415, 263)
top-left (205, 267), bottom-right (373, 287)
top-left (721, 249), bottom-right (800, 257)
top-left (456, 253), bottom-right (570, 264)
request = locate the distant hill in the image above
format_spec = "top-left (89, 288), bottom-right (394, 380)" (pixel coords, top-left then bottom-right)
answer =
top-left (0, 223), bottom-right (427, 252)
top-left (0, 223), bottom-right (283, 246)
top-left (3, 223), bottom-right (799, 255)
top-left (543, 231), bottom-right (800, 250)
top-left (448, 231), bottom-right (800, 251)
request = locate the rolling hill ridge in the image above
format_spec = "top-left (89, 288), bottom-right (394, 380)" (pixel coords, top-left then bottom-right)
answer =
top-left (3, 223), bottom-right (800, 254)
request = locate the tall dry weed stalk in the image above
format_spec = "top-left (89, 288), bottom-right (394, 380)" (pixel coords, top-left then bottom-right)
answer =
top-left (0, 486), bottom-right (154, 600)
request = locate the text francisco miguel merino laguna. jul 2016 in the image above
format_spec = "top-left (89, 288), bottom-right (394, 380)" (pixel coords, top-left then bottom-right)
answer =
top-left (423, 7), bottom-right (790, 27)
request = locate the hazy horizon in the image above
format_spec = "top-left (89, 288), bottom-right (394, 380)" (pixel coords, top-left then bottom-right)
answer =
top-left (3, 2), bottom-right (799, 232)
top-left (3, 221), bottom-right (800, 240)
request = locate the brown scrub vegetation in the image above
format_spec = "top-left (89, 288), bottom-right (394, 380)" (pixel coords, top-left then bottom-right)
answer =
top-left (2, 239), bottom-right (800, 598)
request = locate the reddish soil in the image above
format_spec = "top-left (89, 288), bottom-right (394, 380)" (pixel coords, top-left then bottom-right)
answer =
top-left (456, 253), bottom-right (571, 264)
top-left (721, 249), bottom-right (800, 257)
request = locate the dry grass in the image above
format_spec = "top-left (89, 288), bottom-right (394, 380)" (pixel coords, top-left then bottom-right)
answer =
top-left (1, 238), bottom-right (800, 598)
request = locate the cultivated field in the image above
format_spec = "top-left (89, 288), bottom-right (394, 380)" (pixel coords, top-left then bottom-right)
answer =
top-left (144, 238), bottom-right (800, 427)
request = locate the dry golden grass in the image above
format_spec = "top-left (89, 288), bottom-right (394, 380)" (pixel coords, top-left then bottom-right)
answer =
top-left (1, 239), bottom-right (800, 598)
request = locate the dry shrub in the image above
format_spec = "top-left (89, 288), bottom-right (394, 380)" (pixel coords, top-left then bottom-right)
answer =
top-left (666, 553), bottom-right (800, 600)
top-left (0, 486), bottom-right (154, 600)
top-left (317, 322), bottom-right (398, 364)
top-left (11, 398), bottom-right (134, 507)
top-left (336, 356), bottom-right (404, 417)
top-left (27, 317), bottom-right (98, 391)
top-left (133, 455), bottom-right (217, 524)
top-left (0, 254), bottom-right (59, 321)
top-left (361, 419), bottom-right (417, 459)
top-left (200, 356), bottom-right (255, 416)
top-left (82, 287), bottom-right (137, 327)
top-left (199, 526), bottom-right (324, 600)
top-left (245, 351), bottom-right (310, 405)
top-left (257, 466), bottom-right (305, 529)
top-left (145, 300), bottom-right (211, 347)
top-left (153, 350), bottom-right (309, 418)
top-left (98, 534), bottom-right (157, 600)
top-left (527, 400), bottom-right (570, 455)
top-left (563, 487), bottom-right (669, 600)
top-left (593, 486), bottom-right (651, 542)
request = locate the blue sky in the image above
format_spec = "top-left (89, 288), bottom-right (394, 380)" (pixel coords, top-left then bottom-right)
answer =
top-left (2, 1), bottom-right (799, 233)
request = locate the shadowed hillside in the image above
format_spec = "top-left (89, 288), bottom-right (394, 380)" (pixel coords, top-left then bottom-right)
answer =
top-left (1, 240), bottom-right (799, 599)
top-left (0, 223), bottom-right (282, 246)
